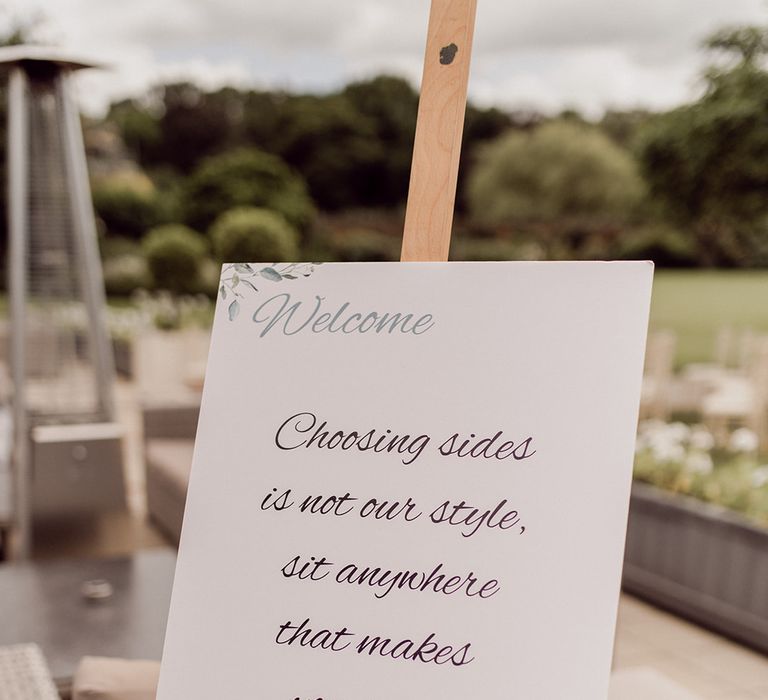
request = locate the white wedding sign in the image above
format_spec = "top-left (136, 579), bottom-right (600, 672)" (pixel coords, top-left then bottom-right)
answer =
top-left (158, 261), bottom-right (653, 700)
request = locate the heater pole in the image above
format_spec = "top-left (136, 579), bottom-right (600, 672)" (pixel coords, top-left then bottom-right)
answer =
top-left (59, 71), bottom-right (117, 422)
top-left (8, 66), bottom-right (31, 559)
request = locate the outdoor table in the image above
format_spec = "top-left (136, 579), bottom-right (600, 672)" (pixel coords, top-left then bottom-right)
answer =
top-left (0, 547), bottom-right (175, 695)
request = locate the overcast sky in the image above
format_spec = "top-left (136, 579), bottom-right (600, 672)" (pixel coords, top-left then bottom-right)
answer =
top-left (8, 0), bottom-right (768, 117)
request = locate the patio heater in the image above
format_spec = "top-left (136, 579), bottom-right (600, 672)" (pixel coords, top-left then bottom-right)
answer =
top-left (2, 47), bottom-right (125, 558)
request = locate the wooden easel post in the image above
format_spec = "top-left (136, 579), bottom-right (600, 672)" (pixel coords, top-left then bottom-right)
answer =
top-left (401, 0), bottom-right (478, 262)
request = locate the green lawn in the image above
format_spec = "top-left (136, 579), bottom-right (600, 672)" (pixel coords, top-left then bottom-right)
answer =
top-left (3, 269), bottom-right (762, 369)
top-left (650, 270), bottom-right (768, 367)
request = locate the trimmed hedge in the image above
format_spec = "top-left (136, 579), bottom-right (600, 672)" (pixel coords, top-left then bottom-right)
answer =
top-left (142, 224), bottom-right (208, 294)
top-left (210, 207), bottom-right (299, 263)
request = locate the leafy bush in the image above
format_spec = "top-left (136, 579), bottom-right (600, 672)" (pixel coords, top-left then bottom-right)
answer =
top-left (467, 121), bottom-right (645, 256)
top-left (450, 238), bottom-right (542, 261)
top-left (325, 229), bottom-right (399, 262)
top-left (197, 258), bottom-right (224, 297)
top-left (210, 207), bottom-right (300, 263)
top-left (634, 420), bottom-right (768, 526)
top-left (616, 224), bottom-right (698, 267)
top-left (92, 171), bottom-right (168, 240)
top-left (184, 148), bottom-right (315, 232)
top-left (103, 254), bottom-right (152, 296)
top-left (142, 224), bottom-right (208, 294)
top-left (271, 95), bottom-right (384, 211)
top-left (99, 235), bottom-right (140, 260)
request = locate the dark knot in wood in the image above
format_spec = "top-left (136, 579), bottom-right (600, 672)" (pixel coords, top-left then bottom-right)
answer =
top-left (439, 43), bottom-right (459, 65)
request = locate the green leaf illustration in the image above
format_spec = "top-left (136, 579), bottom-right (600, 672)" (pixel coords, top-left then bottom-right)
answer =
top-left (228, 299), bottom-right (240, 321)
top-left (232, 273), bottom-right (240, 288)
top-left (260, 267), bottom-right (283, 282)
top-left (234, 263), bottom-right (254, 274)
top-left (242, 279), bottom-right (259, 292)
top-left (219, 285), bottom-right (226, 300)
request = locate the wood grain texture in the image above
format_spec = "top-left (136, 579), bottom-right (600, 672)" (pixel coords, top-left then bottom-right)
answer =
top-left (401, 0), bottom-right (478, 262)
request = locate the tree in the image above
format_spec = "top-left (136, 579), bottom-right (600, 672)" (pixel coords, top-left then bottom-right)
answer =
top-left (270, 93), bottom-right (386, 210)
top-left (114, 83), bottom-right (245, 172)
top-left (184, 147), bottom-right (315, 233)
top-left (104, 75), bottom-right (519, 216)
top-left (242, 90), bottom-right (289, 151)
top-left (457, 105), bottom-right (514, 212)
top-left (638, 25), bottom-right (768, 266)
top-left (706, 26), bottom-right (768, 66)
top-left (342, 76), bottom-right (418, 206)
top-left (599, 110), bottom-right (653, 149)
top-left (107, 99), bottom-right (162, 166)
top-left (467, 121), bottom-right (644, 257)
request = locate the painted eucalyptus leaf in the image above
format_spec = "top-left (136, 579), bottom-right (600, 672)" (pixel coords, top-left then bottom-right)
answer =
top-left (260, 267), bottom-right (283, 282)
top-left (228, 299), bottom-right (240, 321)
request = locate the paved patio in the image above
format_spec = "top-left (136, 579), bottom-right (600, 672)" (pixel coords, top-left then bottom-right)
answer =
top-left (613, 595), bottom-right (768, 698)
top-left (29, 379), bottom-right (768, 697)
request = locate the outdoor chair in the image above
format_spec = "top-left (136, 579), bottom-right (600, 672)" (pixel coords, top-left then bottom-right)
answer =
top-left (702, 335), bottom-right (768, 448)
top-left (639, 330), bottom-right (677, 421)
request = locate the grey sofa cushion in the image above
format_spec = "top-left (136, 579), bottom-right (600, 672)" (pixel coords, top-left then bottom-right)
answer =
top-left (145, 439), bottom-right (194, 545)
top-left (142, 400), bottom-right (200, 441)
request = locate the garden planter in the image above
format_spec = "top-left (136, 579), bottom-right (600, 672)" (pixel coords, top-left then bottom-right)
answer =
top-left (73, 332), bottom-right (134, 378)
top-left (112, 337), bottom-right (133, 378)
top-left (623, 481), bottom-right (768, 654)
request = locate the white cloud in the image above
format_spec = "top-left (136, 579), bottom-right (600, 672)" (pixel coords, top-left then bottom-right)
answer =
top-left (65, 44), bottom-right (252, 115)
top-left (472, 46), bottom-right (705, 117)
top-left (7, 0), bottom-right (768, 115)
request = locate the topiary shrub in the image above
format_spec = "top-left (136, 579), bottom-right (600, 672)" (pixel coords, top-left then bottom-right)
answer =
top-left (103, 254), bottom-right (152, 296)
top-left (99, 235), bottom-right (140, 261)
top-left (196, 258), bottom-right (224, 298)
top-left (92, 171), bottom-right (167, 240)
top-left (210, 207), bottom-right (299, 263)
top-left (142, 224), bottom-right (208, 294)
top-left (184, 148), bottom-right (315, 232)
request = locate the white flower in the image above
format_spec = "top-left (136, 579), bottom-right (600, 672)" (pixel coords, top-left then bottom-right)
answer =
top-left (729, 427), bottom-right (759, 453)
top-left (646, 427), bottom-right (685, 459)
top-left (752, 467), bottom-right (768, 488)
top-left (651, 441), bottom-right (686, 463)
top-left (685, 452), bottom-right (714, 474)
top-left (689, 426), bottom-right (715, 452)
top-left (637, 419), bottom-right (666, 437)
top-left (667, 422), bottom-right (691, 443)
